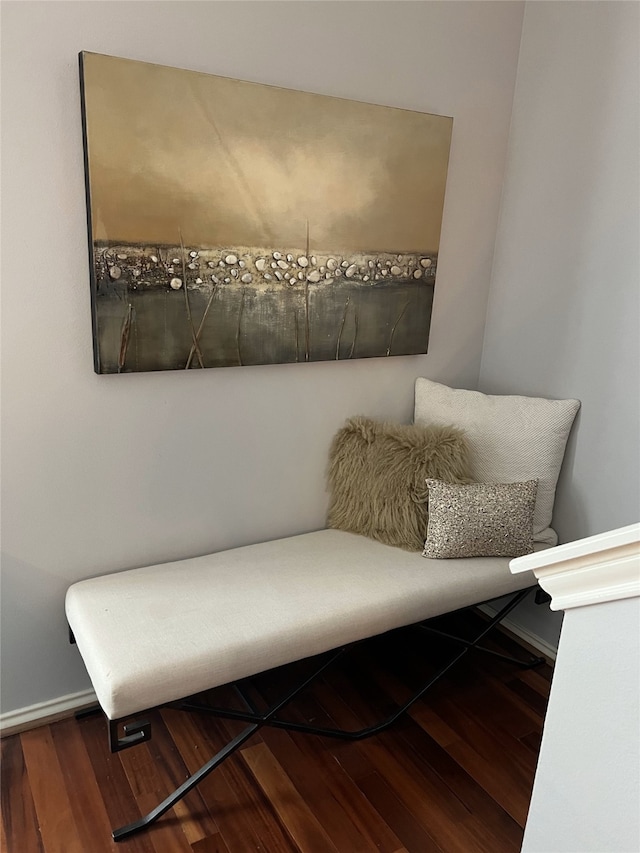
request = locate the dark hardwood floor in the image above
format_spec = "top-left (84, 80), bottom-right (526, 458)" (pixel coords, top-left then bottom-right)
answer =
top-left (1, 610), bottom-right (552, 853)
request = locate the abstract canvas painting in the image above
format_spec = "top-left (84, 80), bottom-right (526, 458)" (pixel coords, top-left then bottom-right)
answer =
top-left (79, 52), bottom-right (453, 373)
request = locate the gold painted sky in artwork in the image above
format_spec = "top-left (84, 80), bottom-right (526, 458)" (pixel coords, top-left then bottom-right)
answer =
top-left (81, 52), bottom-right (453, 253)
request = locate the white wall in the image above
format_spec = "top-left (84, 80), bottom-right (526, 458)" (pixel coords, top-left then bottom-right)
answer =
top-left (0, 1), bottom-right (525, 715)
top-left (479, 1), bottom-right (640, 649)
top-left (522, 597), bottom-right (640, 853)
top-left (513, 525), bottom-right (640, 853)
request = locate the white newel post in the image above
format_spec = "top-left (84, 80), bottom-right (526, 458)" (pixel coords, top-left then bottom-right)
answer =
top-left (510, 524), bottom-right (640, 853)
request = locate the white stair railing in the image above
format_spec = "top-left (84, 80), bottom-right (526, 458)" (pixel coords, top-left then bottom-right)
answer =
top-left (509, 523), bottom-right (640, 853)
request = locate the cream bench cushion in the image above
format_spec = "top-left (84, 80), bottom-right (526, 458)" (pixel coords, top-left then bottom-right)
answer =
top-left (65, 529), bottom-right (537, 721)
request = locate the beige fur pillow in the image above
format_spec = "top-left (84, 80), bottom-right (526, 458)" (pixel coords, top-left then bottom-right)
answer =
top-left (327, 416), bottom-right (472, 551)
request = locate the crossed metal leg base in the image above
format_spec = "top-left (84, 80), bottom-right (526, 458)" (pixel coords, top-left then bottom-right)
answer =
top-left (99, 587), bottom-right (544, 841)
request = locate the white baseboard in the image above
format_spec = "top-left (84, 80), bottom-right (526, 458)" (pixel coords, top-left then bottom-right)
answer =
top-left (477, 604), bottom-right (558, 662)
top-left (0, 688), bottom-right (98, 736)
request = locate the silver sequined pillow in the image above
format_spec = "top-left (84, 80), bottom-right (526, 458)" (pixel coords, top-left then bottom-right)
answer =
top-left (422, 479), bottom-right (538, 559)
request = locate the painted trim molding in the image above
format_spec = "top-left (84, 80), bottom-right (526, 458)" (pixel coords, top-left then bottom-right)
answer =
top-left (510, 523), bottom-right (640, 612)
top-left (0, 688), bottom-right (97, 737)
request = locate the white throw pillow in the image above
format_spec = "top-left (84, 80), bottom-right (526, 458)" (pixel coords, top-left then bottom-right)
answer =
top-left (414, 379), bottom-right (580, 545)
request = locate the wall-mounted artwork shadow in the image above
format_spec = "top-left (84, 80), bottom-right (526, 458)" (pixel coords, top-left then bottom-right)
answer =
top-left (79, 52), bottom-right (453, 373)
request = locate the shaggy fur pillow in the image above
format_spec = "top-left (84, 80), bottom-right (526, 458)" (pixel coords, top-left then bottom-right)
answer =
top-left (327, 416), bottom-right (472, 551)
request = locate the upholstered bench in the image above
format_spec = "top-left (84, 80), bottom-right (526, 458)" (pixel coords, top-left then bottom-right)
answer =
top-left (66, 378), bottom-right (580, 841)
top-left (66, 529), bottom-right (543, 840)
top-left (66, 529), bottom-right (542, 722)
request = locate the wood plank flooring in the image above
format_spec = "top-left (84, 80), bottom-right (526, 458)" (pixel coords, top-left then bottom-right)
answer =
top-left (1, 610), bottom-right (552, 853)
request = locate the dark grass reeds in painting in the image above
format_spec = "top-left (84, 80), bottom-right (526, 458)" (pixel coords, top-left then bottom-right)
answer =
top-left (92, 241), bottom-right (436, 371)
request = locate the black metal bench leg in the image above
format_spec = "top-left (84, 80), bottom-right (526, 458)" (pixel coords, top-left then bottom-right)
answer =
top-left (112, 645), bottom-right (346, 841)
top-left (418, 625), bottom-right (546, 668)
top-left (113, 722), bottom-right (259, 841)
